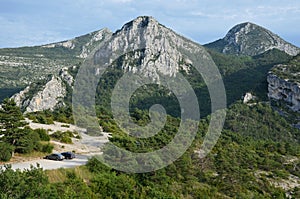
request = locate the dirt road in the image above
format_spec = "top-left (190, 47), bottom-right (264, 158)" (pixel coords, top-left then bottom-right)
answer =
top-left (7, 153), bottom-right (101, 171)
top-left (0, 119), bottom-right (110, 171)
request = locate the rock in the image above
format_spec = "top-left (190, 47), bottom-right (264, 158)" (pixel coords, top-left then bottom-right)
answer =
top-left (205, 22), bottom-right (300, 56)
top-left (78, 28), bottom-right (112, 58)
top-left (59, 67), bottom-right (74, 87)
top-left (11, 75), bottom-right (66, 113)
top-left (267, 73), bottom-right (300, 112)
top-left (243, 92), bottom-right (255, 103)
top-left (42, 39), bottom-right (76, 49)
top-left (93, 16), bottom-right (206, 82)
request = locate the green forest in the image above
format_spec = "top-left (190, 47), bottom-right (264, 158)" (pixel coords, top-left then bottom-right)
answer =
top-left (1, 99), bottom-right (300, 198)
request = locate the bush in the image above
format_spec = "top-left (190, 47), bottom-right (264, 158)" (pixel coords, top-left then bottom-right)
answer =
top-left (15, 129), bottom-right (40, 154)
top-left (26, 112), bottom-right (54, 124)
top-left (61, 136), bottom-right (72, 144)
top-left (0, 142), bottom-right (14, 161)
top-left (36, 115), bottom-right (48, 124)
top-left (50, 131), bottom-right (73, 144)
top-left (34, 128), bottom-right (50, 141)
top-left (41, 143), bottom-right (54, 153)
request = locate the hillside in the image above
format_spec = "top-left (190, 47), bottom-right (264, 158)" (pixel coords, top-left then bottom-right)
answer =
top-left (0, 28), bottom-right (112, 100)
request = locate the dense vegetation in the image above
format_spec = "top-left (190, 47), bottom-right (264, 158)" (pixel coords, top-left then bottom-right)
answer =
top-left (271, 54), bottom-right (300, 82)
top-left (92, 48), bottom-right (292, 118)
top-left (1, 101), bottom-right (299, 198)
top-left (0, 99), bottom-right (53, 161)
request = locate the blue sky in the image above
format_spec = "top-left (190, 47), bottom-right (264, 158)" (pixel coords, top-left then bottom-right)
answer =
top-left (0, 0), bottom-right (299, 48)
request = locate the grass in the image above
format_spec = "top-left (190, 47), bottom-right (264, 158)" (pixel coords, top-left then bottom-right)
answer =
top-left (7, 151), bottom-right (48, 164)
top-left (45, 166), bottom-right (92, 183)
top-left (13, 151), bottom-right (47, 158)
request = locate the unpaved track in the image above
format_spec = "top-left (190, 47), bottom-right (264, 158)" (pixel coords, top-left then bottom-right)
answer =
top-left (7, 153), bottom-right (101, 171)
top-left (1, 119), bottom-right (110, 171)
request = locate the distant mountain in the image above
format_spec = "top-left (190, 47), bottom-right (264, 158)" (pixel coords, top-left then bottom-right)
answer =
top-left (41, 28), bottom-right (112, 58)
top-left (0, 28), bottom-right (112, 90)
top-left (205, 22), bottom-right (300, 56)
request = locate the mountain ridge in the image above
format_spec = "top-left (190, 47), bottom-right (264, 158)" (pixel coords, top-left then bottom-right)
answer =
top-left (205, 22), bottom-right (300, 56)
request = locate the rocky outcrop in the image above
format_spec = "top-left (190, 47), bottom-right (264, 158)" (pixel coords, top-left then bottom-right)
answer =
top-left (205, 22), bottom-right (300, 56)
top-left (42, 28), bottom-right (112, 59)
top-left (267, 73), bottom-right (300, 112)
top-left (11, 75), bottom-right (66, 113)
top-left (243, 92), bottom-right (255, 104)
top-left (79, 28), bottom-right (112, 58)
top-left (94, 16), bottom-right (204, 81)
top-left (42, 40), bottom-right (76, 49)
top-left (59, 67), bottom-right (74, 87)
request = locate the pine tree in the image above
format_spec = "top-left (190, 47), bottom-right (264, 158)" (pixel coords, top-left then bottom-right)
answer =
top-left (0, 98), bottom-right (27, 157)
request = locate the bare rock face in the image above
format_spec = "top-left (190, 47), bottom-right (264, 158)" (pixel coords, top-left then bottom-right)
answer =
top-left (79, 28), bottom-right (112, 58)
top-left (205, 22), bottom-right (300, 56)
top-left (42, 28), bottom-right (112, 57)
top-left (94, 16), bottom-right (204, 82)
top-left (267, 73), bottom-right (300, 112)
top-left (11, 76), bottom-right (66, 113)
top-left (42, 40), bottom-right (76, 49)
top-left (243, 92), bottom-right (255, 104)
top-left (59, 67), bottom-right (74, 87)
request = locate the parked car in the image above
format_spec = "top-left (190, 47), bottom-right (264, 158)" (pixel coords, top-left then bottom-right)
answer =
top-left (44, 153), bottom-right (64, 161)
top-left (61, 152), bottom-right (76, 159)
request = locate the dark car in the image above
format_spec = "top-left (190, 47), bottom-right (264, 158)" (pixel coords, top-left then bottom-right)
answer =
top-left (61, 152), bottom-right (76, 159)
top-left (44, 153), bottom-right (64, 161)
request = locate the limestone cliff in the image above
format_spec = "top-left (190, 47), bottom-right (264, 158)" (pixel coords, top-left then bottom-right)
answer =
top-left (267, 58), bottom-right (300, 112)
top-left (11, 67), bottom-right (75, 112)
top-left (93, 16), bottom-right (206, 82)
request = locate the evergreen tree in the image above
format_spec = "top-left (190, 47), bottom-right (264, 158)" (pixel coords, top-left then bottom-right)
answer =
top-left (0, 98), bottom-right (27, 157)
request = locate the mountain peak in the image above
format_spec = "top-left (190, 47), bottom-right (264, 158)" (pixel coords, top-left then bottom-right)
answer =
top-left (225, 22), bottom-right (259, 37)
top-left (132, 16), bottom-right (157, 26)
top-left (95, 16), bottom-right (205, 81)
top-left (115, 16), bottom-right (159, 35)
top-left (205, 22), bottom-right (300, 56)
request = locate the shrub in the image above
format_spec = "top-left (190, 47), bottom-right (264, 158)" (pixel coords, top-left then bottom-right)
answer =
top-left (34, 128), bottom-right (50, 141)
top-left (50, 131), bottom-right (73, 144)
top-left (41, 143), bottom-right (54, 153)
top-left (61, 136), bottom-right (72, 144)
top-left (0, 142), bottom-right (14, 161)
top-left (15, 129), bottom-right (40, 154)
top-left (36, 115), bottom-right (48, 124)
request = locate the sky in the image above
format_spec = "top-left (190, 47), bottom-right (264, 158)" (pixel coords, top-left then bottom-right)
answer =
top-left (0, 0), bottom-right (299, 48)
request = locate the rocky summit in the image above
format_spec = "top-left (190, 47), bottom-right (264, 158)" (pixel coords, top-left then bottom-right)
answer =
top-left (205, 22), bottom-right (300, 56)
top-left (93, 16), bottom-right (206, 82)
